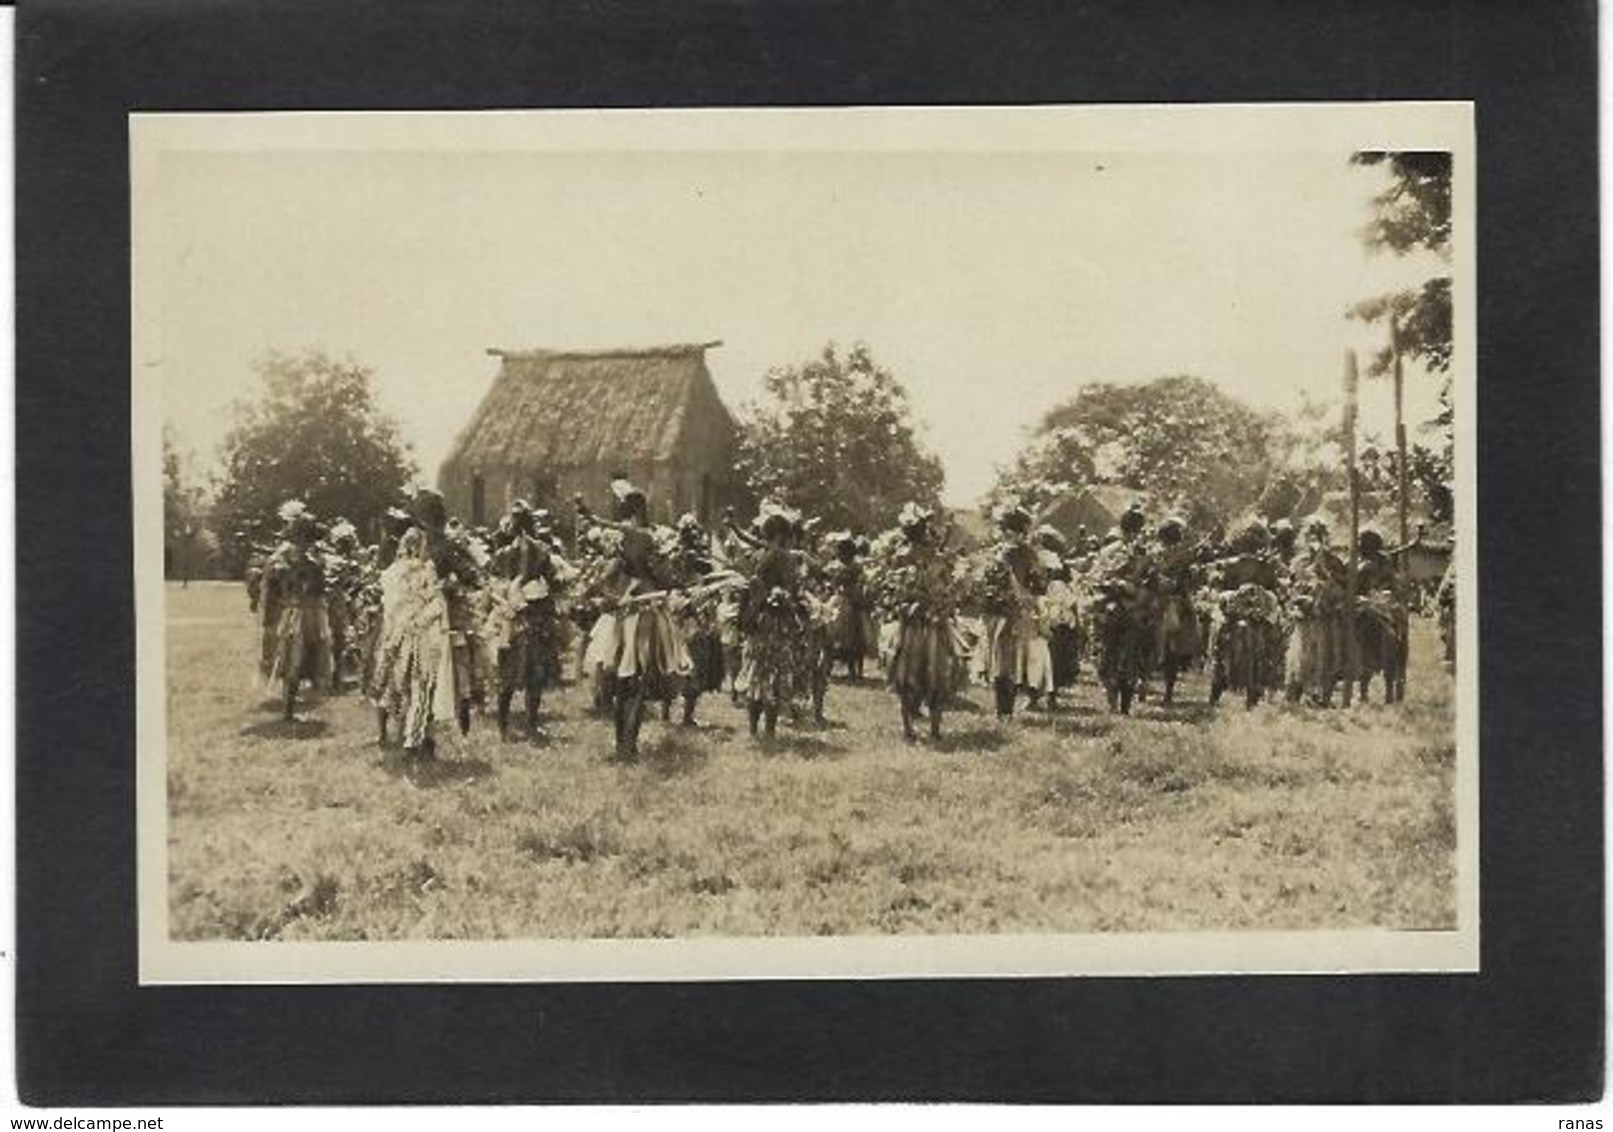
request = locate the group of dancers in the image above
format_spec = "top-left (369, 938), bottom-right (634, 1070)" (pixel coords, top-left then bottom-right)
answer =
top-left (243, 480), bottom-right (1421, 768)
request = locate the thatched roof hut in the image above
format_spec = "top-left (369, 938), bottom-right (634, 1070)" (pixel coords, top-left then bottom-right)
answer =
top-left (1039, 483), bottom-right (1141, 542)
top-left (945, 507), bottom-right (994, 552)
top-left (438, 342), bottom-right (738, 526)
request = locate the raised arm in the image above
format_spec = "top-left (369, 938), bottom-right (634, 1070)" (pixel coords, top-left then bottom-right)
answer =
top-left (573, 494), bottom-right (633, 534)
top-left (722, 506), bottom-right (764, 549)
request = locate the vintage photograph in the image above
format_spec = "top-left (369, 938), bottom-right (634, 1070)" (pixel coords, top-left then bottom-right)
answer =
top-left (133, 105), bottom-right (1477, 981)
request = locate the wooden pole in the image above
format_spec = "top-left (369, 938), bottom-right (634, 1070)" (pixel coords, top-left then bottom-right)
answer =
top-left (1392, 318), bottom-right (1410, 552)
top-left (1392, 319), bottom-right (1411, 702)
top-left (1343, 349), bottom-right (1360, 707)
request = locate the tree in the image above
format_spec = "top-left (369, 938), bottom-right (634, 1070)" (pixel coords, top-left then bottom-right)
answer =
top-left (989, 376), bottom-right (1293, 530)
top-left (734, 342), bottom-right (945, 533)
top-left (1407, 442), bottom-right (1454, 526)
top-left (1347, 152), bottom-right (1453, 381)
top-left (212, 349), bottom-right (417, 574)
top-left (1348, 150), bottom-right (1456, 527)
top-left (163, 424), bottom-right (217, 580)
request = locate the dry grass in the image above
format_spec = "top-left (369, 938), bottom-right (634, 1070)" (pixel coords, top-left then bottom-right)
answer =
top-left (165, 583), bottom-right (1457, 941)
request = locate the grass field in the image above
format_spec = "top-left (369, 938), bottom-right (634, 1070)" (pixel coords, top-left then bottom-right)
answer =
top-left (163, 582), bottom-right (1457, 941)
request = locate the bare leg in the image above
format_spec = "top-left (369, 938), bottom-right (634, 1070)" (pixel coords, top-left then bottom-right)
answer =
top-left (614, 676), bottom-right (644, 760)
top-left (625, 685), bottom-right (646, 756)
top-left (993, 677), bottom-right (1015, 719)
top-left (497, 690), bottom-right (514, 740)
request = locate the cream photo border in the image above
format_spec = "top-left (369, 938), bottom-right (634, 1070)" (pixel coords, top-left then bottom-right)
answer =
top-left (131, 102), bottom-right (1479, 983)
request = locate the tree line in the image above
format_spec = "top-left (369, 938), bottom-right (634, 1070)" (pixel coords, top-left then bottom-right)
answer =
top-left (165, 150), bottom-right (1454, 577)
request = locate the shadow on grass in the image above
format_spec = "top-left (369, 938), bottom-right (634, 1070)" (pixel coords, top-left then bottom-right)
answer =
top-left (1136, 700), bottom-right (1219, 725)
top-left (492, 714), bottom-right (567, 747)
top-left (1011, 708), bottom-right (1073, 730)
top-left (929, 725), bottom-right (1011, 754)
top-left (665, 719), bottom-right (739, 741)
top-left (945, 695), bottom-right (987, 715)
top-left (239, 717), bottom-right (330, 741)
top-left (254, 695), bottom-right (335, 714)
top-left (757, 733), bottom-right (850, 759)
top-left (376, 753), bottom-right (494, 788)
top-left (1051, 715), bottom-right (1118, 739)
top-left (642, 732), bottom-right (712, 777)
top-left (792, 715), bottom-right (851, 732)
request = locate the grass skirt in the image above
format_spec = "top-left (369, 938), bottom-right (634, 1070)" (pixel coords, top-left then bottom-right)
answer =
top-left (1208, 613), bottom-right (1287, 692)
top-left (1048, 623), bottom-right (1083, 689)
top-left (979, 612), bottom-right (1051, 692)
top-left (586, 605), bottom-right (691, 701)
top-left (1355, 599), bottom-right (1408, 683)
top-left (496, 606), bottom-right (563, 695)
top-left (833, 603), bottom-right (875, 662)
top-left (1285, 613), bottom-right (1347, 697)
top-left (369, 559), bottom-right (454, 748)
top-left (887, 617), bottom-right (956, 701)
top-left (265, 597), bottom-right (335, 693)
top-left (1093, 603), bottom-right (1155, 690)
top-left (683, 628), bottom-right (726, 694)
top-left (736, 606), bottom-right (806, 707)
top-left (1157, 594), bottom-right (1202, 664)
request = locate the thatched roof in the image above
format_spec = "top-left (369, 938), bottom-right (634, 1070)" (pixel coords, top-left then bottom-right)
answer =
top-left (1079, 484), bottom-right (1142, 520)
top-left (445, 342), bottom-right (730, 472)
top-left (1041, 483), bottom-right (1139, 528)
top-left (946, 507), bottom-right (994, 550)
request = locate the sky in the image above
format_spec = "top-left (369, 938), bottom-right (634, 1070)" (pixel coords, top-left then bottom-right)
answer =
top-left (155, 141), bottom-right (1447, 506)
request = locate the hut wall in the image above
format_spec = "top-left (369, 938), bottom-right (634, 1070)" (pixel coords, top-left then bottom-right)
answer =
top-left (669, 366), bottom-right (739, 521)
top-left (444, 456), bottom-right (739, 530)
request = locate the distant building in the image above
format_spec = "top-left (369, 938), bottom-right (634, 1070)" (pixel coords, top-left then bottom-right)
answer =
top-left (945, 507), bottom-right (994, 552)
top-left (439, 342), bottom-right (738, 527)
top-left (1039, 483), bottom-right (1142, 543)
top-left (1393, 526), bottom-right (1454, 590)
top-left (1299, 492), bottom-right (1452, 586)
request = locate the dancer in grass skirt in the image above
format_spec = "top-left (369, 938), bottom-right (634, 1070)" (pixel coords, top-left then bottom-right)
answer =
top-left (1283, 518), bottom-right (1350, 706)
top-left (869, 503), bottom-right (960, 743)
top-left (487, 501), bottom-right (573, 741)
top-left (1152, 515), bottom-right (1205, 706)
top-left (370, 525), bottom-right (455, 763)
top-left (576, 480), bottom-right (691, 760)
top-left (1204, 517), bottom-right (1287, 708)
top-left (261, 501), bottom-right (336, 720)
top-left (975, 504), bottom-right (1050, 719)
top-left (1354, 527), bottom-right (1409, 704)
top-left (1088, 502), bottom-right (1160, 716)
top-left (414, 489), bottom-right (488, 737)
top-left (822, 532), bottom-right (876, 682)
top-left (358, 506), bottom-right (413, 714)
top-left (665, 513), bottom-right (730, 728)
top-left (1036, 526), bottom-right (1085, 711)
top-left (727, 501), bottom-right (811, 740)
